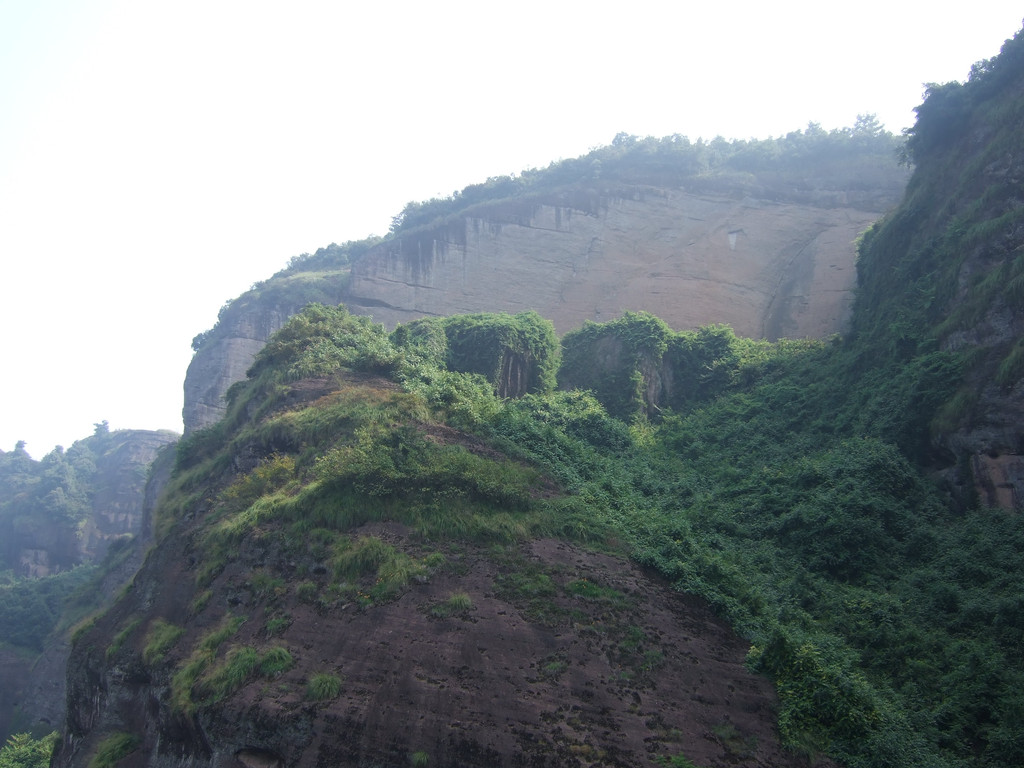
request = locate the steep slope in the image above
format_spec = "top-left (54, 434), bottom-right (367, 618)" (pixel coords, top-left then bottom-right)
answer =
top-left (184, 268), bottom-right (352, 432)
top-left (59, 308), bottom-right (818, 768)
top-left (183, 128), bottom-right (908, 432)
top-left (346, 189), bottom-right (874, 339)
top-left (854, 25), bottom-right (1024, 508)
top-left (53, 30), bottom-right (1024, 767)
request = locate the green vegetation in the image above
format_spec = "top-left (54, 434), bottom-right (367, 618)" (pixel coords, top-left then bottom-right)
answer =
top-left (429, 592), bottom-right (473, 619)
top-left (655, 755), bottom-right (701, 768)
top-left (105, 618), bottom-right (141, 660)
top-left (86, 733), bottom-right (138, 768)
top-left (305, 672), bottom-right (342, 701)
top-left (264, 613), bottom-right (291, 637)
top-left (170, 615), bottom-right (245, 714)
top-left (0, 427), bottom-right (127, 660)
top-left (173, 638), bottom-right (294, 713)
top-left (142, 619), bottom-right (184, 665)
top-left (258, 646), bottom-right (294, 677)
top-left (0, 732), bottom-right (58, 768)
top-left (387, 120), bottom-right (904, 236)
top-left (433, 311), bottom-right (559, 397)
top-left (88, 36), bottom-right (1024, 767)
top-left (0, 567), bottom-right (96, 652)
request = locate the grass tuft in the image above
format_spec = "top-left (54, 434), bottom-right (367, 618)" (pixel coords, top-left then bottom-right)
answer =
top-left (306, 672), bottom-right (343, 701)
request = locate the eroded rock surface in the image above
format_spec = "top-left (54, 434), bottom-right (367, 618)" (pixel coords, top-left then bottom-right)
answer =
top-left (59, 525), bottom-right (831, 768)
top-left (348, 190), bottom-right (876, 341)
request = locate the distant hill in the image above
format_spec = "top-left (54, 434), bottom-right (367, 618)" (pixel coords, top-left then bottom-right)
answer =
top-left (0, 426), bottom-right (177, 741)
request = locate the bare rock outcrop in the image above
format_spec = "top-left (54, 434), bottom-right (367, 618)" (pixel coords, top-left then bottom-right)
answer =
top-left (184, 185), bottom-right (904, 434)
top-left (347, 189), bottom-right (879, 340)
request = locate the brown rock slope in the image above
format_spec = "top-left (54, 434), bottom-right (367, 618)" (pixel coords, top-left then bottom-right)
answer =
top-left (59, 524), bottom-right (826, 768)
top-left (58, 369), bottom-right (829, 768)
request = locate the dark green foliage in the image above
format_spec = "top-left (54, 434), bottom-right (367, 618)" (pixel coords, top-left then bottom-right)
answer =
top-left (388, 122), bottom-right (905, 235)
top-left (259, 646), bottom-right (294, 677)
top-left (305, 672), bottom-right (342, 701)
top-left (0, 439), bottom-right (99, 574)
top-left (150, 60), bottom-right (1024, 764)
top-left (663, 325), bottom-right (741, 412)
top-left (436, 311), bottom-right (559, 397)
top-left (854, 23), bottom-right (1024, 441)
top-left (247, 303), bottom-right (398, 382)
top-left (558, 312), bottom-right (672, 419)
top-left (559, 314), bottom-right (745, 419)
top-left (904, 26), bottom-right (1024, 163)
top-left (275, 238), bottom-right (382, 278)
top-left (0, 568), bottom-right (94, 652)
top-left (390, 317), bottom-right (448, 367)
top-left (0, 732), bottom-right (58, 768)
top-left (142, 619), bottom-right (184, 665)
top-left (87, 733), bottom-right (138, 768)
top-left (429, 592), bottom-right (473, 619)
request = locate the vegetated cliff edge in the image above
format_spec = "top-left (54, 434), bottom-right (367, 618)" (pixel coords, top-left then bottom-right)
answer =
top-left (58, 309), bottom-right (836, 768)
top-left (183, 127), bottom-right (909, 433)
top-left (854, 25), bottom-right (1024, 509)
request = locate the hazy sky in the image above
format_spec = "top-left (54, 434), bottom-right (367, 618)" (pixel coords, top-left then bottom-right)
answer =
top-left (1, 1), bottom-right (1022, 458)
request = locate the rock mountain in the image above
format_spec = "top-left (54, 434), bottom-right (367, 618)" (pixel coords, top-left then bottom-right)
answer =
top-left (184, 129), bottom-right (909, 433)
top-left (41, 28), bottom-right (1024, 768)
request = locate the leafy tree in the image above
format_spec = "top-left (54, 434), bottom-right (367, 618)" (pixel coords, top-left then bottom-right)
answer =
top-left (0, 732), bottom-right (58, 768)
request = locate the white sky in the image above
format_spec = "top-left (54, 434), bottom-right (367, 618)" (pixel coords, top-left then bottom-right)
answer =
top-left (1, 1), bottom-right (1021, 458)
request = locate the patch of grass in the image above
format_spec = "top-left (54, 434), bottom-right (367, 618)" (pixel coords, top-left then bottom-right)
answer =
top-left (191, 589), bottom-right (213, 614)
top-left (296, 581), bottom-right (318, 603)
top-left (171, 656), bottom-right (207, 714)
top-left (87, 732), bottom-right (139, 768)
top-left (332, 536), bottom-right (426, 605)
top-left (259, 646), bottom-right (294, 677)
top-left (540, 658), bottom-right (567, 678)
top-left (333, 536), bottom-right (393, 579)
top-left (429, 592), bottom-right (473, 619)
top-left (201, 645), bottom-right (260, 701)
top-left (494, 567), bottom-right (563, 625)
top-left (655, 754), bottom-right (701, 768)
top-left (171, 615), bottom-right (246, 714)
top-left (249, 569), bottom-right (286, 601)
top-left (70, 615), bottom-right (98, 646)
top-left (199, 615), bottom-right (245, 652)
top-left (711, 722), bottom-right (758, 759)
top-left (105, 618), bottom-right (141, 660)
top-left (306, 672), bottom-right (343, 701)
top-left (265, 613), bottom-right (292, 637)
top-left (565, 578), bottom-right (625, 604)
top-left (143, 619), bottom-right (184, 665)
top-left (410, 751), bottom-right (430, 767)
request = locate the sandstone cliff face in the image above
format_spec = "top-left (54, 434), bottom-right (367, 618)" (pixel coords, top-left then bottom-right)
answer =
top-left (183, 308), bottom-right (299, 433)
top-left (183, 273), bottom-right (350, 433)
top-left (77, 430), bottom-right (179, 562)
top-left (347, 189), bottom-right (881, 340)
top-left (184, 183), bottom-right (905, 434)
